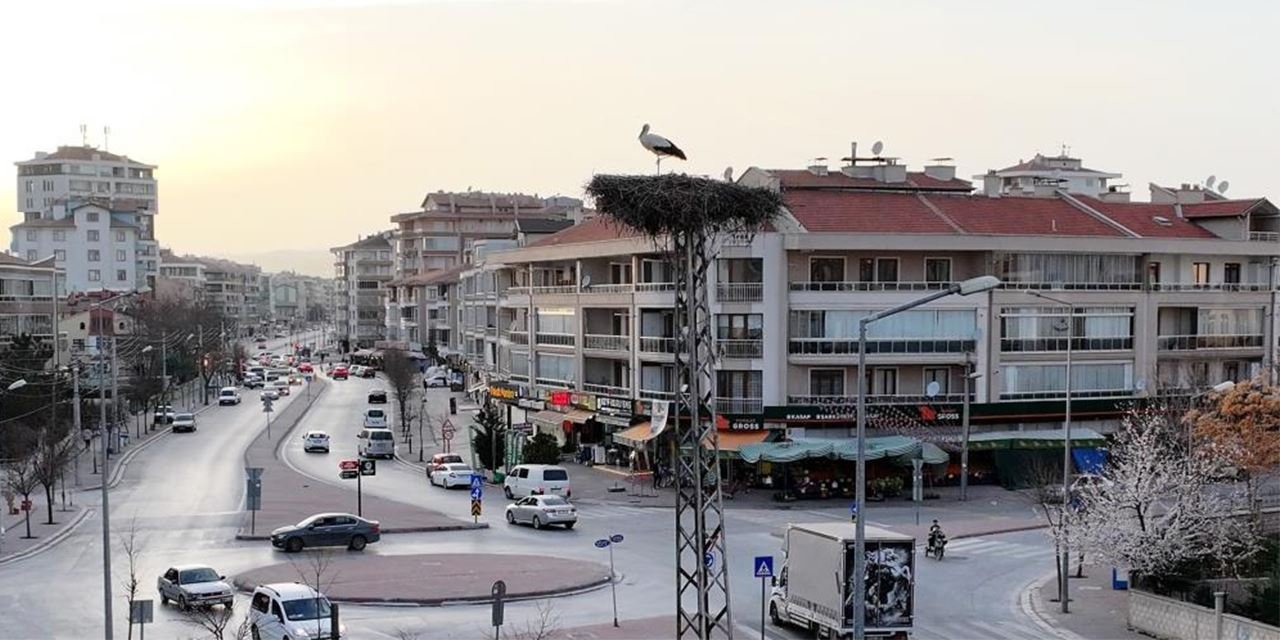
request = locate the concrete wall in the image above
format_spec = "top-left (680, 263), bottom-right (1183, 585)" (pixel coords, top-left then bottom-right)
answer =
top-left (1128, 589), bottom-right (1280, 640)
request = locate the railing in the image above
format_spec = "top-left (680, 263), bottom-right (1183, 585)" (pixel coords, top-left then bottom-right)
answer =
top-left (1151, 283), bottom-right (1272, 292)
top-left (535, 332), bottom-right (576, 347)
top-left (788, 338), bottom-right (977, 355)
top-left (584, 382), bottom-right (631, 397)
top-left (789, 281), bottom-right (953, 292)
top-left (717, 339), bottom-right (763, 358)
top-left (999, 388), bottom-right (1137, 400)
top-left (1157, 334), bottom-right (1264, 350)
top-left (536, 377), bottom-right (573, 389)
top-left (508, 330), bottom-right (529, 345)
top-left (639, 336), bottom-right (677, 353)
top-left (636, 282), bottom-right (676, 293)
top-left (1000, 337), bottom-right (1133, 352)
top-left (507, 286), bottom-right (530, 295)
top-left (531, 285), bottom-right (577, 295)
top-left (788, 393), bottom-right (973, 406)
top-left (508, 373), bottom-right (529, 384)
top-left (639, 388), bottom-right (676, 401)
top-left (999, 282), bottom-right (1143, 291)
top-left (1248, 231), bottom-right (1280, 242)
top-left (715, 397), bottom-right (763, 414)
top-left (584, 283), bottom-right (634, 294)
top-left (584, 334), bottom-right (629, 351)
top-left (716, 282), bottom-right (763, 302)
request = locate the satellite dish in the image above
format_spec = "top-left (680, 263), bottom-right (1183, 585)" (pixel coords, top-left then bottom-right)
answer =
top-left (723, 166), bottom-right (734, 182)
top-left (1135, 378), bottom-right (1147, 391)
top-left (925, 381), bottom-right (941, 398)
top-left (871, 141), bottom-right (884, 156)
top-left (1218, 180), bottom-right (1230, 194)
top-left (1206, 175), bottom-right (1217, 189)
top-left (580, 274), bottom-right (592, 289)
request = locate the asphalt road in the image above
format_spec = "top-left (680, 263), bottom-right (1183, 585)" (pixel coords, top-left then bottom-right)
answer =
top-left (0, 339), bottom-right (1072, 639)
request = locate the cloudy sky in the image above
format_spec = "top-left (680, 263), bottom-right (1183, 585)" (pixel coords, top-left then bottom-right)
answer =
top-left (2, 0), bottom-right (1277, 274)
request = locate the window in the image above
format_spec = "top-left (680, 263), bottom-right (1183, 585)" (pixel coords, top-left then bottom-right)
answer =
top-left (1148, 262), bottom-right (1161, 285)
top-left (610, 262), bottom-right (633, 284)
top-left (87, 211), bottom-right (99, 223)
top-left (924, 258), bottom-right (952, 283)
top-left (54, 250), bottom-right (65, 261)
top-left (641, 259), bottom-right (671, 283)
top-left (716, 370), bottom-right (762, 398)
top-left (996, 253), bottom-right (1140, 287)
top-left (859, 258), bottom-right (874, 282)
top-left (1224, 263), bottom-right (1241, 284)
top-left (809, 257), bottom-right (844, 283)
top-left (87, 230), bottom-right (100, 242)
top-left (88, 269), bottom-right (101, 282)
top-left (24, 230), bottom-right (36, 241)
top-left (790, 309), bottom-right (976, 339)
top-left (924, 367), bottom-right (950, 395)
top-left (88, 249), bottom-right (100, 262)
top-left (1001, 362), bottom-right (1133, 398)
top-left (717, 258), bottom-right (763, 283)
top-left (810, 369), bottom-right (844, 396)
top-left (716, 314), bottom-right (763, 339)
top-left (24, 180), bottom-right (32, 193)
top-left (53, 231), bottom-right (65, 242)
top-left (1223, 361), bottom-right (1241, 382)
top-left (26, 250), bottom-right (37, 261)
top-left (251, 593), bottom-right (270, 613)
top-left (536, 353), bottom-right (574, 382)
top-left (1192, 262), bottom-right (1210, 285)
top-left (875, 257), bottom-right (899, 283)
top-left (115, 230), bottom-right (126, 242)
top-left (535, 308), bottom-right (574, 334)
top-left (24, 198), bottom-right (33, 209)
top-left (116, 249), bottom-right (126, 262)
top-left (871, 368), bottom-right (898, 395)
top-left (117, 270), bottom-right (128, 281)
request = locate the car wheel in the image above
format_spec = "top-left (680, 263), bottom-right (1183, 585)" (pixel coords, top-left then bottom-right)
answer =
top-left (349, 535), bottom-right (367, 551)
top-left (251, 626), bottom-right (261, 640)
top-left (506, 511), bottom-right (516, 524)
top-left (563, 522), bottom-right (575, 530)
top-left (532, 516), bottom-right (543, 530)
top-left (504, 486), bottom-right (514, 499)
top-left (159, 593), bottom-right (168, 605)
top-left (179, 595), bottom-right (190, 611)
top-left (770, 602), bottom-right (780, 625)
top-left (286, 537), bottom-right (303, 553)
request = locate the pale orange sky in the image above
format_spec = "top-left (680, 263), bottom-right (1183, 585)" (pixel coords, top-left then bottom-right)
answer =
top-left (2, 0), bottom-right (1278, 275)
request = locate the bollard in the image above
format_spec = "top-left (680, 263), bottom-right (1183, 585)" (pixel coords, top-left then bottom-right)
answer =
top-left (1213, 591), bottom-right (1225, 640)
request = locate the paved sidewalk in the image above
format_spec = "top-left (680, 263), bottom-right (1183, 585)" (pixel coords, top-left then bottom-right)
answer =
top-left (548, 615), bottom-right (674, 639)
top-left (237, 377), bottom-right (483, 540)
top-left (1030, 565), bottom-right (1143, 639)
top-left (232, 553), bottom-right (610, 605)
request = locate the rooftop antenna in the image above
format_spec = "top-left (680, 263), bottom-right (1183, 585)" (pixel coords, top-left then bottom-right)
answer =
top-left (1205, 175), bottom-right (1217, 190)
top-left (103, 126), bottom-right (111, 151)
top-left (1218, 180), bottom-right (1230, 194)
top-left (79, 124), bottom-right (88, 146)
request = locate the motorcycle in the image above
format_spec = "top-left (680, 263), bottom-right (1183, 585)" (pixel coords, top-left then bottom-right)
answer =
top-left (926, 533), bottom-right (947, 560)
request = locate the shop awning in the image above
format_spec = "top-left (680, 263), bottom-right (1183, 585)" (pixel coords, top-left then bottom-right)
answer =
top-left (612, 422), bottom-right (658, 448)
top-left (563, 409), bottom-right (594, 424)
top-left (530, 409), bottom-right (596, 428)
top-left (703, 430), bottom-right (773, 453)
top-left (739, 436), bottom-right (938, 464)
top-left (595, 414), bottom-right (632, 427)
top-left (739, 440), bottom-right (833, 464)
top-left (968, 428), bottom-right (1106, 451)
top-left (467, 383), bottom-right (487, 393)
top-left (892, 441), bottom-right (951, 466)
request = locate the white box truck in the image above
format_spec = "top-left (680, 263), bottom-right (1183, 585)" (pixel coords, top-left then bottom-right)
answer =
top-left (769, 522), bottom-right (915, 639)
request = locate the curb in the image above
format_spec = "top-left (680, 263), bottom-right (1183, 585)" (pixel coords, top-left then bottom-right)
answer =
top-left (0, 506), bottom-right (93, 566)
top-left (235, 380), bottom-right (330, 538)
top-left (1019, 570), bottom-right (1088, 640)
top-left (230, 569), bottom-right (610, 607)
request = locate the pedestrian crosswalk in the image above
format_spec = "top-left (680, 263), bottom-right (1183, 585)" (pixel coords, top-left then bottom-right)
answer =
top-left (574, 503), bottom-right (664, 522)
top-left (914, 618), bottom-right (1066, 640)
top-left (926, 536), bottom-right (1048, 560)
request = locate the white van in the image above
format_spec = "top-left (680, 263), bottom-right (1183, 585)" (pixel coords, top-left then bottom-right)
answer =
top-left (362, 408), bottom-right (388, 429)
top-left (357, 428), bottom-right (395, 459)
top-left (503, 464), bottom-right (571, 499)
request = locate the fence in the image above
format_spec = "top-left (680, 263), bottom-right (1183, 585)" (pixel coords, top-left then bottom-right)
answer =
top-left (1129, 589), bottom-right (1280, 640)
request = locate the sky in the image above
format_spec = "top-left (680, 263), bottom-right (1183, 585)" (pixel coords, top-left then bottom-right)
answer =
top-left (2, 0), bottom-right (1278, 276)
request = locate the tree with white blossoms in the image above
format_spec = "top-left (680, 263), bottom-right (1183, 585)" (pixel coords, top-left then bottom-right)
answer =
top-left (1062, 403), bottom-right (1259, 577)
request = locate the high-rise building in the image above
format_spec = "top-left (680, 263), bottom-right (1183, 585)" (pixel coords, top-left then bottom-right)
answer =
top-left (332, 233), bottom-right (394, 351)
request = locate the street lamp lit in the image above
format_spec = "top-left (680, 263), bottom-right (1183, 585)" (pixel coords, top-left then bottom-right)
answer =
top-left (956, 275), bottom-right (1002, 296)
top-left (6, 379), bottom-right (28, 391)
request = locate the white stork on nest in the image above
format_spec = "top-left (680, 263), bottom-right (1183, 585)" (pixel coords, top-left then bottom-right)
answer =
top-left (638, 123), bottom-right (686, 174)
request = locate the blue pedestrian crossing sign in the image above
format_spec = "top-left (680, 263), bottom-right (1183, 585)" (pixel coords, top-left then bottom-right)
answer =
top-left (849, 501), bottom-right (859, 515)
top-left (470, 474), bottom-right (484, 501)
top-left (753, 556), bottom-right (774, 578)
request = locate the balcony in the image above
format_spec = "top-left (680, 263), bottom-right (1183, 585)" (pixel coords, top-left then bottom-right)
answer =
top-left (584, 382), bottom-right (631, 397)
top-left (1157, 334), bottom-right (1264, 351)
top-left (536, 377), bottom-right (573, 389)
top-left (788, 393), bottom-right (973, 406)
top-left (717, 339), bottom-right (763, 358)
top-left (509, 373), bottom-right (530, 384)
top-left (1151, 283), bottom-right (1273, 292)
top-left (999, 281), bottom-right (1143, 291)
top-left (1000, 388), bottom-right (1137, 401)
top-left (640, 336), bottom-right (677, 353)
top-left (639, 388), bottom-right (676, 401)
top-left (535, 332), bottom-right (575, 347)
top-left (508, 330), bottom-right (529, 345)
top-left (1249, 231), bottom-right (1279, 242)
top-left (715, 397), bottom-right (763, 414)
top-left (1000, 337), bottom-right (1133, 353)
top-left (716, 282), bottom-right (763, 302)
top-left (584, 334), bottom-right (629, 351)
top-left (789, 281), bottom-right (952, 293)
top-left (636, 282), bottom-right (676, 293)
top-left (788, 338), bottom-right (977, 356)
top-left (583, 283), bottom-right (634, 294)
top-left (532, 285), bottom-right (577, 295)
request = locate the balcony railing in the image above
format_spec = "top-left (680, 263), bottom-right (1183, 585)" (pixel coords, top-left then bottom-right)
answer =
top-left (508, 286), bottom-right (530, 295)
top-left (584, 382), bottom-right (631, 397)
top-left (789, 281), bottom-right (953, 293)
top-left (1157, 334), bottom-right (1264, 351)
top-left (508, 330), bottom-right (529, 345)
top-left (715, 397), bottom-right (763, 414)
top-left (535, 332), bottom-right (576, 347)
top-left (787, 393), bottom-right (973, 406)
top-left (1249, 231), bottom-right (1280, 242)
top-left (1000, 337), bottom-right (1133, 352)
top-left (999, 388), bottom-right (1137, 400)
top-left (639, 336), bottom-right (677, 353)
top-left (508, 373), bottom-right (530, 384)
top-left (532, 285), bottom-right (577, 295)
top-left (584, 283), bottom-right (634, 294)
top-left (999, 282), bottom-right (1143, 291)
top-left (639, 388), bottom-right (676, 401)
top-left (788, 338), bottom-right (977, 355)
top-left (716, 282), bottom-right (763, 302)
top-left (1151, 283), bottom-right (1272, 292)
top-left (717, 339), bottom-right (763, 358)
top-left (584, 334), bottom-right (629, 351)
top-left (636, 282), bottom-right (676, 293)
top-left (536, 377), bottom-right (573, 389)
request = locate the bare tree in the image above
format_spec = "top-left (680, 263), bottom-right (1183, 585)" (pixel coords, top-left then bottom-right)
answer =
top-left (383, 348), bottom-right (418, 442)
top-left (289, 550), bottom-right (338, 639)
top-left (181, 601), bottom-right (239, 640)
top-left (120, 516), bottom-right (143, 640)
top-left (35, 427), bottom-right (75, 525)
top-left (4, 453), bottom-right (41, 539)
top-left (507, 600), bottom-right (561, 640)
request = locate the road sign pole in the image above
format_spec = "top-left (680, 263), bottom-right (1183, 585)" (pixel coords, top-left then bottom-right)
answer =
top-left (357, 469), bottom-right (362, 518)
top-left (609, 544), bottom-right (618, 628)
top-left (760, 575), bottom-right (766, 640)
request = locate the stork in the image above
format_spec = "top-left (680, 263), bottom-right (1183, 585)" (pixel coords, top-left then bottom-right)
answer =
top-left (638, 123), bottom-right (686, 174)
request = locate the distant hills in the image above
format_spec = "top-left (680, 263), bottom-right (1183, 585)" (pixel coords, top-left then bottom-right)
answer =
top-left (220, 249), bottom-right (332, 278)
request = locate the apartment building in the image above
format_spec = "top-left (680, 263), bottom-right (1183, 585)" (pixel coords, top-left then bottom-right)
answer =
top-left (11, 145), bottom-right (160, 292)
top-left (332, 233), bottom-right (394, 351)
top-left (268, 271), bottom-right (331, 325)
top-left (156, 251), bottom-right (207, 304)
top-left (179, 255), bottom-right (263, 335)
top-left (385, 264), bottom-right (466, 355)
top-left (456, 154), bottom-right (1280, 452)
top-left (0, 253), bottom-right (62, 352)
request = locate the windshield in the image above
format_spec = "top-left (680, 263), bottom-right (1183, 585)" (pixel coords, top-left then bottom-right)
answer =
top-left (307, 432), bottom-right (327, 439)
top-left (175, 413), bottom-right (194, 421)
top-left (370, 431), bottom-right (393, 441)
top-left (366, 410), bottom-right (384, 418)
top-left (282, 597), bottom-right (331, 621)
top-left (543, 469), bottom-right (569, 481)
top-left (179, 568), bottom-right (220, 584)
top-left (540, 496), bottom-right (568, 506)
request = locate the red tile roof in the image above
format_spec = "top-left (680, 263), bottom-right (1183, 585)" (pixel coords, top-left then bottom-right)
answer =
top-left (769, 169), bottom-right (972, 192)
top-left (24, 145), bottom-right (150, 166)
top-left (1180, 198), bottom-right (1269, 219)
top-left (783, 191), bottom-right (959, 234)
top-left (524, 216), bottom-right (643, 249)
top-left (1077, 198), bottom-right (1217, 239)
top-left (928, 194), bottom-right (1127, 237)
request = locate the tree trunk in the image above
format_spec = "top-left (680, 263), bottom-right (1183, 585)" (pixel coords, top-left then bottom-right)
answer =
top-left (23, 495), bottom-right (33, 538)
top-left (43, 483), bottom-right (55, 525)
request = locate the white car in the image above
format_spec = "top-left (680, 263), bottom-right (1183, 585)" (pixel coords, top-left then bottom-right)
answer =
top-left (260, 387), bottom-right (280, 401)
top-left (431, 463), bottom-right (475, 488)
top-left (218, 387), bottom-right (241, 406)
top-left (172, 412), bottom-right (197, 433)
top-left (505, 495), bottom-right (577, 530)
top-left (423, 374), bottom-right (448, 388)
top-left (303, 431), bottom-right (330, 453)
top-left (362, 408), bottom-right (388, 429)
top-left (157, 564), bottom-right (233, 610)
top-left (249, 583), bottom-right (343, 640)
top-left (357, 428), bottom-right (395, 459)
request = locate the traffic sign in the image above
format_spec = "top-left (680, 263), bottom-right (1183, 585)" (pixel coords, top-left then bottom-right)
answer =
top-left (594, 539), bottom-right (610, 549)
top-left (442, 419), bottom-right (456, 440)
top-left (262, 405), bottom-right (274, 413)
top-left (511, 422), bottom-right (533, 434)
top-left (339, 470), bottom-right (358, 480)
top-left (610, 533), bottom-right (624, 544)
top-left (359, 459), bottom-right (377, 476)
top-left (20, 500), bottom-right (32, 512)
top-left (704, 552), bottom-right (715, 569)
top-left (470, 486), bottom-right (483, 501)
top-left (470, 474), bottom-right (484, 492)
top-left (849, 501), bottom-right (859, 516)
top-left (129, 599), bottom-right (154, 624)
top-left (753, 555), bottom-right (774, 578)
top-left (471, 499), bottom-right (482, 517)
top-left (339, 459), bottom-right (359, 471)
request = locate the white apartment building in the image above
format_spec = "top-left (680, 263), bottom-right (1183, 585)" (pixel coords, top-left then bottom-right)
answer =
top-left (0, 253), bottom-right (62, 351)
top-left (12, 145), bottom-right (159, 292)
top-left (11, 201), bottom-right (153, 293)
top-left (332, 233), bottom-right (394, 351)
top-left (455, 155), bottom-right (1280, 458)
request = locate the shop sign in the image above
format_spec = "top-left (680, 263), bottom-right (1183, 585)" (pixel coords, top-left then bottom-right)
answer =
top-left (488, 384), bottom-right (517, 401)
top-left (517, 398), bottom-right (546, 411)
top-left (597, 395), bottom-right (632, 418)
top-left (717, 415), bottom-right (764, 431)
top-left (764, 404), bottom-right (961, 424)
top-left (573, 392), bottom-right (597, 412)
top-left (546, 390), bottom-right (572, 406)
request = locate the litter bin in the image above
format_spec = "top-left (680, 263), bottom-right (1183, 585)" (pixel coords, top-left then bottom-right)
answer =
top-left (1112, 567), bottom-right (1129, 590)
top-left (493, 471), bottom-right (506, 484)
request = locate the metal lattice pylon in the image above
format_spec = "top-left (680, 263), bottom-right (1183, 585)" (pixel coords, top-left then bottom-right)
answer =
top-left (672, 228), bottom-right (732, 639)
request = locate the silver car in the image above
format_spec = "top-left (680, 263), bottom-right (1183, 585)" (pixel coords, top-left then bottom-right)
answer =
top-left (505, 495), bottom-right (577, 530)
top-left (172, 412), bottom-right (197, 433)
top-left (157, 564), bottom-right (233, 609)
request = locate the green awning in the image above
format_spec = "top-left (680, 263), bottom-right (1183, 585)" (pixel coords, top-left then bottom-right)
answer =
top-left (967, 428), bottom-right (1106, 451)
top-left (918, 442), bottom-right (950, 465)
top-left (739, 440), bottom-right (832, 463)
top-left (739, 436), bottom-right (932, 464)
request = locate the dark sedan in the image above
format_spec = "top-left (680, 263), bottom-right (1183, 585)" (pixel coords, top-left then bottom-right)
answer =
top-left (270, 513), bottom-right (380, 553)
top-left (367, 389), bottom-right (387, 404)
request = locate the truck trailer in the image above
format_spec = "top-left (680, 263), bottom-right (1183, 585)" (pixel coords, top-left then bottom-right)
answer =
top-left (769, 522), bottom-right (915, 639)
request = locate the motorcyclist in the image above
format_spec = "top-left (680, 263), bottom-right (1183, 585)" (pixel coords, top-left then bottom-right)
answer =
top-left (927, 520), bottom-right (947, 557)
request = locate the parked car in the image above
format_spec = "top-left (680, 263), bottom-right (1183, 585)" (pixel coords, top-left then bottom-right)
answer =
top-left (270, 513), bottom-right (380, 552)
top-left (504, 464), bottom-right (571, 499)
top-left (172, 412), bottom-right (197, 433)
top-left (276, 381), bottom-right (291, 396)
top-left (260, 388), bottom-right (280, 401)
top-left (218, 387), bottom-right (241, 406)
top-left (153, 404), bottom-right (176, 426)
top-left (255, 336), bottom-right (268, 343)
top-left (431, 463), bottom-right (475, 488)
top-left (448, 376), bottom-right (465, 392)
top-left (367, 389), bottom-right (387, 404)
top-left (302, 431), bottom-right (330, 453)
top-left (362, 408), bottom-right (388, 429)
top-left (331, 365), bottom-right (349, 380)
top-left (505, 495), bottom-right (577, 529)
top-left (426, 453), bottom-right (465, 479)
top-left (257, 343), bottom-right (267, 350)
top-left (288, 373), bottom-right (303, 386)
top-left (357, 428), bottom-right (395, 459)
top-left (157, 565), bottom-right (233, 609)
top-left (423, 374), bottom-right (448, 388)
top-left (297, 362), bottom-right (313, 374)
top-left (249, 583), bottom-right (343, 640)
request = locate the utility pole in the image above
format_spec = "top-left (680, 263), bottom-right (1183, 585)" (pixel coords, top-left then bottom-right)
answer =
top-left (110, 336), bottom-right (119, 450)
top-left (99, 334), bottom-right (114, 640)
top-left (72, 363), bottom-right (82, 487)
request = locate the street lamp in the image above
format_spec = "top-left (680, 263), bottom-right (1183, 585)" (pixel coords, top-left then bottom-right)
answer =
top-left (853, 275), bottom-right (1000, 639)
top-left (6, 378), bottom-right (28, 392)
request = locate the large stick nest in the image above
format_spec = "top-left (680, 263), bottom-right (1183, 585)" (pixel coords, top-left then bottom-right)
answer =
top-left (585, 174), bottom-right (783, 238)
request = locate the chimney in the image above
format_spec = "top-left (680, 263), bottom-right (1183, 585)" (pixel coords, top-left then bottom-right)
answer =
top-left (1175, 185), bottom-right (1206, 205)
top-left (34, 151), bottom-right (47, 160)
top-left (923, 164), bottom-right (955, 182)
top-left (982, 171), bottom-right (1001, 198)
top-left (806, 164), bottom-right (829, 176)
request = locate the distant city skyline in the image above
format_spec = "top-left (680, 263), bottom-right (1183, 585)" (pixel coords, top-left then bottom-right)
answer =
top-left (2, 0), bottom-right (1277, 256)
